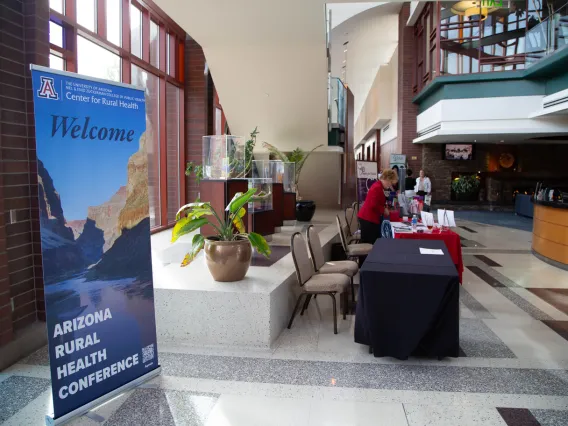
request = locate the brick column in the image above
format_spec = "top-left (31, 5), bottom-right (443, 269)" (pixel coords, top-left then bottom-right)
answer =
top-left (184, 37), bottom-right (210, 203)
top-left (397, 3), bottom-right (420, 172)
top-left (0, 0), bottom-right (49, 347)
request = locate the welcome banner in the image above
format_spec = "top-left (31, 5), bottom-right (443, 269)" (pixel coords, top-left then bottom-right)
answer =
top-left (30, 66), bottom-right (159, 422)
top-left (356, 161), bottom-right (378, 206)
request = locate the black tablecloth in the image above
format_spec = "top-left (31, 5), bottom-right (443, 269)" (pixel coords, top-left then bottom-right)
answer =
top-left (354, 239), bottom-right (460, 359)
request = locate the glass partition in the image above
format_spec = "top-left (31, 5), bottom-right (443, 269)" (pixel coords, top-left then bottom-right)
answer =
top-left (251, 160), bottom-right (269, 179)
top-left (248, 178), bottom-right (273, 212)
top-left (526, 2), bottom-right (568, 66)
top-left (202, 136), bottom-right (245, 180)
top-left (329, 77), bottom-right (346, 129)
top-left (269, 161), bottom-right (296, 193)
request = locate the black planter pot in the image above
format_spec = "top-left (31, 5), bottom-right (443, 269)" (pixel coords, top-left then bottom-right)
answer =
top-left (454, 192), bottom-right (479, 202)
top-left (296, 200), bottom-right (316, 222)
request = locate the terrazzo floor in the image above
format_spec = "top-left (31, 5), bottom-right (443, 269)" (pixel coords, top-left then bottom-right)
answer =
top-left (2, 215), bottom-right (568, 425)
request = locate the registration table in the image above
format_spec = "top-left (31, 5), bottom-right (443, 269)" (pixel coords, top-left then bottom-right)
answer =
top-left (391, 222), bottom-right (464, 283)
top-left (354, 239), bottom-right (460, 360)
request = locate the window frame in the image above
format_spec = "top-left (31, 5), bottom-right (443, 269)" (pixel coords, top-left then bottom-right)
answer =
top-left (49, 0), bottom-right (186, 232)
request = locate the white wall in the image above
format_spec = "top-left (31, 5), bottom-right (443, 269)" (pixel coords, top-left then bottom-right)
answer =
top-left (298, 152), bottom-right (342, 208)
top-left (329, 3), bottom-right (401, 120)
top-left (380, 46), bottom-right (398, 146)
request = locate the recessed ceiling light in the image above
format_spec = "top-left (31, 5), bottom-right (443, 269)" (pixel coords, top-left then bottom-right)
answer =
top-left (474, 140), bottom-right (477, 142)
top-left (344, 49), bottom-right (348, 53)
top-left (499, 139), bottom-right (505, 143)
top-left (343, 60), bottom-right (346, 63)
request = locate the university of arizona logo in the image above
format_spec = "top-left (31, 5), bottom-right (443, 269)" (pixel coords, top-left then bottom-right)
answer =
top-left (37, 76), bottom-right (59, 100)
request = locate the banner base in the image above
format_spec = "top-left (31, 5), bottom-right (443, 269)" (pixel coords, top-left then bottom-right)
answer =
top-left (45, 366), bottom-right (161, 426)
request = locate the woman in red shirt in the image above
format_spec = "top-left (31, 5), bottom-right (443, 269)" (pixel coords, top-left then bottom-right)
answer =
top-left (357, 169), bottom-right (399, 244)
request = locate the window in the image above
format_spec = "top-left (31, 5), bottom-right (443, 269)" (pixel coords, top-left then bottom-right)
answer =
top-left (150, 21), bottom-right (159, 68)
top-left (49, 0), bottom-right (63, 14)
top-left (77, 0), bottom-right (96, 32)
top-left (166, 84), bottom-right (180, 222)
top-left (49, 21), bottom-right (63, 47)
top-left (77, 36), bottom-right (121, 82)
top-left (130, 5), bottom-right (142, 58)
top-left (50, 54), bottom-right (64, 70)
top-left (132, 65), bottom-right (161, 228)
top-left (106, 0), bottom-right (121, 47)
top-left (49, 0), bottom-right (185, 230)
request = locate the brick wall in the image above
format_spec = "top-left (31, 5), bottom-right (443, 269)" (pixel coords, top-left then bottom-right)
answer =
top-left (184, 37), bottom-right (211, 203)
top-left (397, 3), bottom-right (420, 173)
top-left (0, 0), bottom-right (49, 347)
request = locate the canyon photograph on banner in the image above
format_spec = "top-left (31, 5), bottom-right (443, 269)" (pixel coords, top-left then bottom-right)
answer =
top-left (30, 66), bottom-right (159, 420)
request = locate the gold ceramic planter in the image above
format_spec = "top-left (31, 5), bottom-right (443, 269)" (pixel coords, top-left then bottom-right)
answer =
top-left (204, 237), bottom-right (252, 282)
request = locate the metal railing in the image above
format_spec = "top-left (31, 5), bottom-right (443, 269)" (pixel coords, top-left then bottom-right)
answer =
top-left (526, 3), bottom-right (568, 66)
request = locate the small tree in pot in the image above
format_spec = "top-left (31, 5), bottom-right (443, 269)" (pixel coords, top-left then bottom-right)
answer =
top-left (171, 188), bottom-right (271, 282)
top-left (262, 142), bottom-right (323, 222)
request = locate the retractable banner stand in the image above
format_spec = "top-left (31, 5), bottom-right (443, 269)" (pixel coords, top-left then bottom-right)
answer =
top-left (356, 161), bottom-right (378, 206)
top-left (30, 66), bottom-right (160, 424)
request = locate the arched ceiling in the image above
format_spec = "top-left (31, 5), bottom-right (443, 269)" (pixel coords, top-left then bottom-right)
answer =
top-left (153, 0), bottom-right (406, 151)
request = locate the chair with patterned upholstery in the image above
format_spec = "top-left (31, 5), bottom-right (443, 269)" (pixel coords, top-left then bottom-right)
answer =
top-left (288, 232), bottom-right (349, 334)
top-left (306, 225), bottom-right (358, 306)
top-left (336, 216), bottom-right (372, 262)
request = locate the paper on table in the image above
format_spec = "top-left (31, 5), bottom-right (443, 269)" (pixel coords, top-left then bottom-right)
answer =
top-left (437, 209), bottom-right (456, 227)
top-left (419, 248), bottom-right (444, 255)
top-left (420, 211), bottom-right (434, 224)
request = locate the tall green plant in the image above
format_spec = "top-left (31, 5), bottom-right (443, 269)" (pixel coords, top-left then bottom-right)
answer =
top-left (262, 142), bottom-right (323, 199)
top-left (172, 188), bottom-right (271, 266)
top-left (244, 127), bottom-right (258, 177)
top-left (451, 174), bottom-right (480, 194)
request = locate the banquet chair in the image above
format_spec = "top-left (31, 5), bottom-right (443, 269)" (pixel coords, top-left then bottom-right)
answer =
top-left (345, 207), bottom-right (360, 243)
top-left (335, 216), bottom-right (372, 263)
top-left (381, 220), bottom-right (393, 239)
top-left (306, 225), bottom-right (358, 305)
top-left (288, 232), bottom-right (349, 334)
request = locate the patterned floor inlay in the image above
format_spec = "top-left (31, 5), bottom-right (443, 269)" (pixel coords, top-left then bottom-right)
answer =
top-left (527, 289), bottom-right (568, 316)
top-left (542, 321), bottom-right (568, 342)
top-left (460, 287), bottom-right (495, 319)
top-left (497, 408), bottom-right (541, 426)
top-left (496, 288), bottom-right (553, 321)
top-left (459, 319), bottom-right (516, 358)
top-left (0, 376), bottom-right (51, 422)
top-left (467, 266), bottom-right (505, 288)
top-left (474, 255), bottom-right (502, 267)
top-left (160, 352), bottom-right (568, 395)
top-left (531, 409), bottom-right (568, 426)
top-left (105, 388), bottom-right (219, 426)
top-left (459, 226), bottom-right (478, 233)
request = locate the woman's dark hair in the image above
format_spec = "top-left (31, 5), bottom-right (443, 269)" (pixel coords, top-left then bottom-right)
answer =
top-left (406, 169), bottom-right (413, 177)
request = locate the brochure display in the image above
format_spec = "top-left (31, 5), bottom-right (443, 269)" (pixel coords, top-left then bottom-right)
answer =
top-left (202, 135), bottom-right (245, 180)
top-left (356, 161), bottom-right (378, 205)
top-left (30, 66), bottom-right (160, 424)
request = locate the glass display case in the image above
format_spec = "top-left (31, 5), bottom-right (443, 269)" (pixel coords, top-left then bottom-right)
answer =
top-left (202, 135), bottom-right (245, 180)
top-left (269, 161), bottom-right (296, 193)
top-left (248, 178), bottom-right (273, 212)
top-left (251, 160), bottom-right (269, 179)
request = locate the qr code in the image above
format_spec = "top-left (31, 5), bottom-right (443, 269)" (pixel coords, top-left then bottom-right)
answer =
top-left (142, 344), bottom-right (155, 363)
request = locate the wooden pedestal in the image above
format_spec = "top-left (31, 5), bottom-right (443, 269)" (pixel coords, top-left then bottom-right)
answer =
top-left (199, 179), bottom-right (249, 236)
top-left (248, 209), bottom-right (275, 236)
top-left (283, 192), bottom-right (297, 221)
top-left (272, 183), bottom-right (284, 228)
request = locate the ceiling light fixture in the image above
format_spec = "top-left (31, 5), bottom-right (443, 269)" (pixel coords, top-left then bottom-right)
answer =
top-left (451, 1), bottom-right (498, 21)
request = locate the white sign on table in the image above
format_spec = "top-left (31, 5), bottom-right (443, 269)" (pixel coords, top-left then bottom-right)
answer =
top-left (437, 209), bottom-right (456, 227)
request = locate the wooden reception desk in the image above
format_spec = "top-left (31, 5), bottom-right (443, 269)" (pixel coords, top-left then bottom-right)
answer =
top-left (532, 201), bottom-right (568, 269)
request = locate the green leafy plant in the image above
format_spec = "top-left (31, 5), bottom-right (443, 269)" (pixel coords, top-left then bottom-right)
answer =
top-left (452, 174), bottom-right (481, 195)
top-left (261, 142), bottom-right (323, 199)
top-left (171, 188), bottom-right (271, 266)
top-left (185, 162), bottom-right (204, 185)
top-left (244, 127), bottom-right (258, 177)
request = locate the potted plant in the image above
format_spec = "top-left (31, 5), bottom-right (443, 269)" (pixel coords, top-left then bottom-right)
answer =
top-left (171, 188), bottom-right (271, 282)
top-left (262, 142), bottom-right (323, 221)
top-left (451, 174), bottom-right (481, 201)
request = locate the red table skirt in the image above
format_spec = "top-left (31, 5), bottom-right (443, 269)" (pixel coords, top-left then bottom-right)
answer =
top-left (394, 230), bottom-right (463, 283)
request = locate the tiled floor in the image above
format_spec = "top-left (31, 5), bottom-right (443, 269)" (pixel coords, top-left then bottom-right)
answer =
top-left (2, 217), bottom-right (568, 425)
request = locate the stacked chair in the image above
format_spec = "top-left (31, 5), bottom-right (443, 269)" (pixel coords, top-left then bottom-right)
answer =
top-left (335, 215), bottom-right (372, 263)
top-left (306, 225), bottom-right (358, 307)
top-left (288, 232), bottom-right (350, 334)
top-left (344, 206), bottom-right (360, 243)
